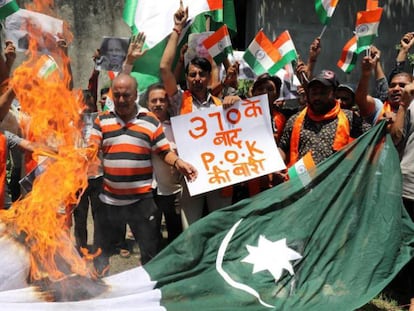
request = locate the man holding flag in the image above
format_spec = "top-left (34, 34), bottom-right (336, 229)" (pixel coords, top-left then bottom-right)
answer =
top-left (159, 2), bottom-right (239, 229)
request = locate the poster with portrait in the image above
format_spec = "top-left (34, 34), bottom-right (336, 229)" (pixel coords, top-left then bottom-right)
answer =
top-left (171, 94), bottom-right (286, 196)
top-left (184, 31), bottom-right (214, 67)
top-left (5, 9), bottom-right (63, 52)
top-left (98, 36), bottom-right (130, 72)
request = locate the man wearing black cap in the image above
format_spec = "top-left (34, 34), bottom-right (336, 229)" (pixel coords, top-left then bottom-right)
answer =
top-left (278, 70), bottom-right (370, 167)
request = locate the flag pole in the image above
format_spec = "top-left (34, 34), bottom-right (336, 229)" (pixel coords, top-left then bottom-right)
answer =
top-left (319, 25), bottom-right (328, 39)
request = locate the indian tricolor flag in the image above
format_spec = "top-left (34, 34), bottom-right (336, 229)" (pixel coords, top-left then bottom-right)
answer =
top-left (36, 55), bottom-right (59, 80)
top-left (337, 36), bottom-right (358, 73)
top-left (355, 8), bottom-right (383, 53)
top-left (123, 0), bottom-right (223, 48)
top-left (271, 30), bottom-right (298, 74)
top-left (0, 0), bottom-right (19, 20)
top-left (314, 0), bottom-right (339, 25)
top-left (366, 0), bottom-right (379, 10)
top-left (202, 24), bottom-right (233, 65)
top-left (243, 30), bottom-right (281, 76)
top-left (122, 0), bottom-right (225, 93)
top-left (288, 151), bottom-right (316, 187)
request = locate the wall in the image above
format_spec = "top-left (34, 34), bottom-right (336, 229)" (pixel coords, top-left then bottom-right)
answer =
top-left (11, 0), bottom-right (414, 91)
top-left (14, 0), bottom-right (130, 90)
top-left (245, 0), bottom-right (414, 85)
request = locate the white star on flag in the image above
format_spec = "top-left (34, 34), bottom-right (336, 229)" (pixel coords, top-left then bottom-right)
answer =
top-left (242, 236), bottom-right (302, 282)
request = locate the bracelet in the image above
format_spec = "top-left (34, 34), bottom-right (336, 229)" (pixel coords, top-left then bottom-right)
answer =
top-left (173, 27), bottom-right (181, 36)
top-left (173, 158), bottom-right (181, 168)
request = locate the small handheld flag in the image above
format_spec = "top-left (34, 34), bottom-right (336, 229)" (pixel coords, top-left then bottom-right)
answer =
top-left (243, 30), bottom-right (280, 76)
top-left (271, 30), bottom-right (298, 74)
top-left (315, 0), bottom-right (339, 25)
top-left (355, 8), bottom-right (383, 53)
top-left (202, 25), bottom-right (233, 65)
top-left (337, 36), bottom-right (358, 73)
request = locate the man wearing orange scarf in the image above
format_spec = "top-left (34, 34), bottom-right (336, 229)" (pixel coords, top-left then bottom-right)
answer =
top-left (279, 70), bottom-right (370, 167)
top-left (158, 5), bottom-right (239, 229)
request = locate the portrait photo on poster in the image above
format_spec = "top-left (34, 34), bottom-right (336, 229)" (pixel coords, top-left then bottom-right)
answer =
top-left (99, 36), bottom-right (129, 72)
top-left (5, 9), bottom-right (63, 52)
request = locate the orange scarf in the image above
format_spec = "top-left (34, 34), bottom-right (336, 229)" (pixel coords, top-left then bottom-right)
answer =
top-left (376, 101), bottom-right (392, 124)
top-left (288, 101), bottom-right (351, 167)
top-left (180, 90), bottom-right (222, 115)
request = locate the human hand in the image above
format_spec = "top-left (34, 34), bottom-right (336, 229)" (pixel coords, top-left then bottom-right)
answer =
top-left (400, 32), bottom-right (414, 51)
top-left (179, 43), bottom-right (188, 63)
top-left (309, 37), bottom-right (321, 62)
top-left (174, 0), bottom-right (188, 30)
top-left (295, 59), bottom-right (309, 84)
top-left (92, 49), bottom-right (101, 62)
top-left (369, 45), bottom-right (381, 66)
top-left (361, 55), bottom-right (377, 74)
top-left (222, 95), bottom-right (241, 109)
top-left (126, 32), bottom-right (148, 64)
top-left (223, 61), bottom-right (239, 89)
top-left (401, 82), bottom-right (414, 108)
top-left (4, 40), bottom-right (16, 68)
top-left (175, 158), bottom-right (198, 182)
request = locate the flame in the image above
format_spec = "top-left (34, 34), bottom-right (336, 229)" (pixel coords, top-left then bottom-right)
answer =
top-left (0, 0), bottom-right (98, 283)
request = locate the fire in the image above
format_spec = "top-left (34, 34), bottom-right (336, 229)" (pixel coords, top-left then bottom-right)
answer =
top-left (0, 0), bottom-right (98, 285)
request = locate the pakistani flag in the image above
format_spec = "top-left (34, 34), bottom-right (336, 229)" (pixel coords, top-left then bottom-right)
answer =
top-left (0, 0), bottom-right (19, 20)
top-left (122, 0), bottom-right (236, 93)
top-left (1, 121), bottom-right (414, 310)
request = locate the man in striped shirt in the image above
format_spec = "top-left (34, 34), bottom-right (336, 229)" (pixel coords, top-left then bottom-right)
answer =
top-left (89, 73), bottom-right (197, 275)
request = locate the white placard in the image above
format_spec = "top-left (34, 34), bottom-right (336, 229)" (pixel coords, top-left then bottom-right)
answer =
top-left (171, 94), bottom-right (286, 196)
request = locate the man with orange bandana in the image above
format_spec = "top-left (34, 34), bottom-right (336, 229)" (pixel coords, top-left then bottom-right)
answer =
top-left (278, 70), bottom-right (370, 167)
top-left (159, 4), bottom-right (239, 228)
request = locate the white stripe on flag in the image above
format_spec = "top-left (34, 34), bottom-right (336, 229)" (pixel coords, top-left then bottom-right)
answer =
top-left (356, 21), bottom-right (379, 37)
top-left (278, 40), bottom-right (296, 57)
top-left (249, 40), bottom-right (276, 72)
top-left (208, 38), bottom-right (231, 58)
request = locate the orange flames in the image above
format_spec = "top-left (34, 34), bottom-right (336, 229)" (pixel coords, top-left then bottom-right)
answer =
top-left (0, 0), bottom-right (97, 283)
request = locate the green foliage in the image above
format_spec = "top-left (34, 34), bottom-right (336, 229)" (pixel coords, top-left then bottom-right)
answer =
top-left (408, 53), bottom-right (414, 67)
top-left (237, 79), bottom-right (254, 98)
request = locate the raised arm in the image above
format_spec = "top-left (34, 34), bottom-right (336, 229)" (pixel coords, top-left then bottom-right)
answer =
top-left (389, 32), bottom-right (414, 80)
top-left (355, 53), bottom-right (378, 118)
top-left (307, 37), bottom-right (321, 79)
top-left (3, 41), bottom-right (16, 78)
top-left (211, 61), bottom-right (239, 98)
top-left (121, 33), bottom-right (148, 75)
top-left (173, 43), bottom-right (188, 84)
top-left (390, 82), bottom-right (414, 147)
top-left (159, 3), bottom-right (188, 97)
top-left (370, 45), bottom-right (388, 102)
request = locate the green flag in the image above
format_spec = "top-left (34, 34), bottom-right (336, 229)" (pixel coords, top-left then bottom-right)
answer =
top-left (123, 0), bottom-right (236, 93)
top-left (146, 120), bottom-right (414, 310)
top-left (0, 0), bottom-right (19, 20)
top-left (1, 121), bottom-right (414, 310)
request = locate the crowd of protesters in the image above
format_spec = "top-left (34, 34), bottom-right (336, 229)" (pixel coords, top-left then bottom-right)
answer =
top-left (1, 4), bottom-right (414, 292)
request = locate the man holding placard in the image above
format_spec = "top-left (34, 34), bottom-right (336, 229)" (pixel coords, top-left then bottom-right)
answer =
top-left (159, 3), bottom-right (239, 228)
